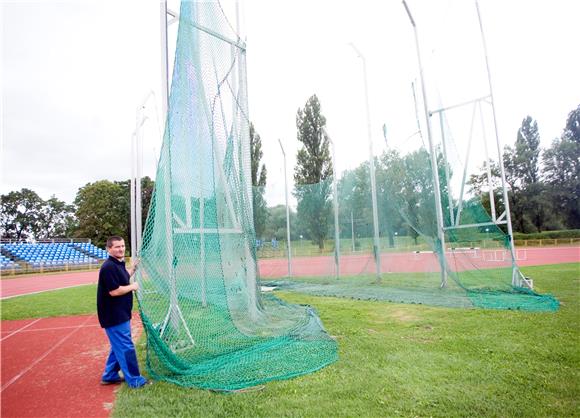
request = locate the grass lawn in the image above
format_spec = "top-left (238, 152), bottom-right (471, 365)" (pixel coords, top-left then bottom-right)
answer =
top-left (2, 263), bottom-right (578, 417)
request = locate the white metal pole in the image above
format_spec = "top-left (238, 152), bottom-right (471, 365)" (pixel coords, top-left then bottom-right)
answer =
top-left (328, 132), bottom-right (340, 279)
top-left (475, 0), bottom-right (521, 286)
top-left (135, 108), bottom-right (144, 254)
top-left (351, 211), bottom-right (355, 252)
top-left (130, 133), bottom-right (137, 260)
top-left (403, 0), bottom-right (448, 287)
top-left (160, 0), bottom-right (170, 120)
top-left (278, 139), bottom-right (292, 277)
top-left (349, 43), bottom-right (381, 281)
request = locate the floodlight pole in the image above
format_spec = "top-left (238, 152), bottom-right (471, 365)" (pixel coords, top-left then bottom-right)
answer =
top-left (278, 139), bottom-right (292, 277)
top-left (475, 0), bottom-right (522, 287)
top-left (325, 129), bottom-right (341, 279)
top-left (402, 0), bottom-right (448, 287)
top-left (130, 132), bottom-right (137, 260)
top-left (349, 42), bottom-right (381, 282)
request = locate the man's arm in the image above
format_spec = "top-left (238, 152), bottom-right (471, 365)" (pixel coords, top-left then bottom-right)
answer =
top-left (109, 282), bottom-right (139, 297)
top-left (127, 258), bottom-right (140, 277)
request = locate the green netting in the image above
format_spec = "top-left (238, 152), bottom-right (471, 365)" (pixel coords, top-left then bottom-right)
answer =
top-left (136, 1), bottom-right (337, 391)
top-left (255, 102), bottom-right (558, 313)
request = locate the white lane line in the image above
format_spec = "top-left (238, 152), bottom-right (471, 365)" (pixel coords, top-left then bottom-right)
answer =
top-left (1, 315), bottom-right (95, 393)
top-left (0, 318), bottom-right (43, 342)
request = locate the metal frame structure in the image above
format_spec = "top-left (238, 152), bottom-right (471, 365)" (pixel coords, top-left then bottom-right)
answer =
top-left (349, 43), bottom-right (382, 281)
top-left (278, 138), bottom-right (293, 277)
top-left (401, 0), bottom-right (531, 289)
top-left (402, 0), bottom-right (447, 287)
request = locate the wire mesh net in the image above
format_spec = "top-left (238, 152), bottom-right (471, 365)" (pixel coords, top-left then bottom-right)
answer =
top-left (137, 1), bottom-right (337, 391)
top-left (254, 2), bottom-right (558, 312)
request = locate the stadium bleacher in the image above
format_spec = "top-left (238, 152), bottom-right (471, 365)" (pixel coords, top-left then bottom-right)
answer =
top-left (0, 241), bottom-right (108, 270)
top-left (0, 253), bottom-right (21, 271)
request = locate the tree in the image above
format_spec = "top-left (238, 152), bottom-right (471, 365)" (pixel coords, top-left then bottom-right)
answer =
top-left (515, 116), bottom-right (541, 186)
top-left (293, 95), bottom-right (333, 249)
top-left (543, 105), bottom-right (580, 228)
top-left (0, 189), bottom-right (75, 240)
top-left (0, 189), bottom-right (44, 240)
top-left (250, 123), bottom-right (268, 238)
top-left (74, 180), bottom-right (128, 248)
top-left (502, 116), bottom-right (549, 232)
top-left (36, 196), bottom-right (76, 239)
top-left (263, 204), bottom-right (297, 242)
top-left (117, 176), bottom-right (155, 252)
top-left (467, 160), bottom-right (503, 220)
top-left (337, 164), bottom-right (376, 242)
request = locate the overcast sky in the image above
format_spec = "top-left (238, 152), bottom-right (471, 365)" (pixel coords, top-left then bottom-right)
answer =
top-left (2, 0), bottom-right (579, 207)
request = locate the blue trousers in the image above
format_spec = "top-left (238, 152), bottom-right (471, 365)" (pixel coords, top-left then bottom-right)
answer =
top-left (102, 320), bottom-right (147, 388)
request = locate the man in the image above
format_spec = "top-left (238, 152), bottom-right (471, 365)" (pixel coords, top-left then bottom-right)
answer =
top-left (97, 236), bottom-right (150, 388)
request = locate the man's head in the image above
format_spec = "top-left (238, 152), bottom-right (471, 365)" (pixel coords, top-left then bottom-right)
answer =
top-left (106, 236), bottom-right (126, 261)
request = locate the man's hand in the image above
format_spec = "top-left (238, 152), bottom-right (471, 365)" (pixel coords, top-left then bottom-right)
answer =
top-left (128, 258), bottom-right (141, 277)
top-left (109, 281), bottom-right (139, 297)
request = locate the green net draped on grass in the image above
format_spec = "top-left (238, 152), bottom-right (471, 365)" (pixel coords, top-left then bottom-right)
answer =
top-left (136, 1), bottom-right (337, 391)
top-left (259, 156), bottom-right (558, 311)
top-left (254, 15), bottom-right (559, 314)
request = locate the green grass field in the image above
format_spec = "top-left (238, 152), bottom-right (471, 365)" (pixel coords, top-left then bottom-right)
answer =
top-left (2, 263), bottom-right (578, 417)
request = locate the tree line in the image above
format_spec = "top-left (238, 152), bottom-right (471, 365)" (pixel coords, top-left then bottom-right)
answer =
top-left (2, 99), bottom-right (577, 249)
top-left (252, 100), bottom-right (579, 248)
top-left (1, 178), bottom-right (154, 249)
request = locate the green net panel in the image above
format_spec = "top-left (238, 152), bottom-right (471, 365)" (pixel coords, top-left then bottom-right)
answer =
top-left (137, 1), bottom-right (337, 391)
top-left (254, 6), bottom-right (558, 312)
top-left (259, 147), bottom-right (558, 311)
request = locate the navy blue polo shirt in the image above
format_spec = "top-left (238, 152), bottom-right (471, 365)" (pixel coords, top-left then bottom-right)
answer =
top-left (97, 256), bottom-right (133, 328)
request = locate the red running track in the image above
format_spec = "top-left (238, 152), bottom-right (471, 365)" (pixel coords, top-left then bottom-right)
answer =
top-left (1, 271), bottom-right (98, 299)
top-left (0, 247), bottom-right (578, 298)
top-left (258, 246), bottom-right (580, 278)
top-left (1, 314), bottom-right (143, 418)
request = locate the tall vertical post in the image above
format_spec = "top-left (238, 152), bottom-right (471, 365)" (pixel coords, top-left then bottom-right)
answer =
top-left (327, 131), bottom-right (340, 279)
top-left (160, 1), bottom-right (170, 120)
top-left (475, 0), bottom-right (520, 286)
top-left (351, 211), bottom-right (355, 252)
top-left (278, 139), bottom-right (292, 277)
top-left (130, 133), bottom-right (137, 260)
top-left (403, 0), bottom-right (447, 287)
top-left (135, 107), bottom-right (144, 253)
top-left (349, 43), bottom-right (381, 281)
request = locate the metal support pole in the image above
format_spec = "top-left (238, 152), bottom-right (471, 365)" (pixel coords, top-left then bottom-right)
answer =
top-left (135, 108), bottom-right (144, 253)
top-left (278, 139), bottom-right (292, 277)
top-left (349, 42), bottom-right (381, 281)
top-left (403, 0), bottom-right (448, 287)
top-left (351, 211), bottom-right (355, 252)
top-left (475, 0), bottom-right (522, 287)
top-left (439, 112), bottom-right (454, 225)
top-left (160, 1), bottom-right (170, 120)
top-left (327, 131), bottom-right (340, 279)
top-left (130, 133), bottom-right (137, 260)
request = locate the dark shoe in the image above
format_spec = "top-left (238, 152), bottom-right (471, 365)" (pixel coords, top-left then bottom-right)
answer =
top-left (100, 377), bottom-right (124, 385)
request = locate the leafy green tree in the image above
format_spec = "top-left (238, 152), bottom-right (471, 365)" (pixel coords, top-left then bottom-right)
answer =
top-left (337, 164), bottom-right (375, 241)
top-left (116, 176), bottom-right (155, 251)
top-left (293, 95), bottom-right (333, 249)
top-left (376, 151), bottom-right (406, 246)
top-left (467, 160), bottom-right (503, 216)
top-left (543, 105), bottom-right (580, 228)
top-left (0, 189), bottom-right (44, 240)
top-left (515, 116), bottom-right (541, 186)
top-left (263, 204), bottom-right (297, 242)
top-left (36, 196), bottom-right (76, 239)
top-left (502, 116), bottom-right (549, 232)
top-left (250, 123), bottom-right (268, 238)
top-left (74, 180), bottom-right (128, 248)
